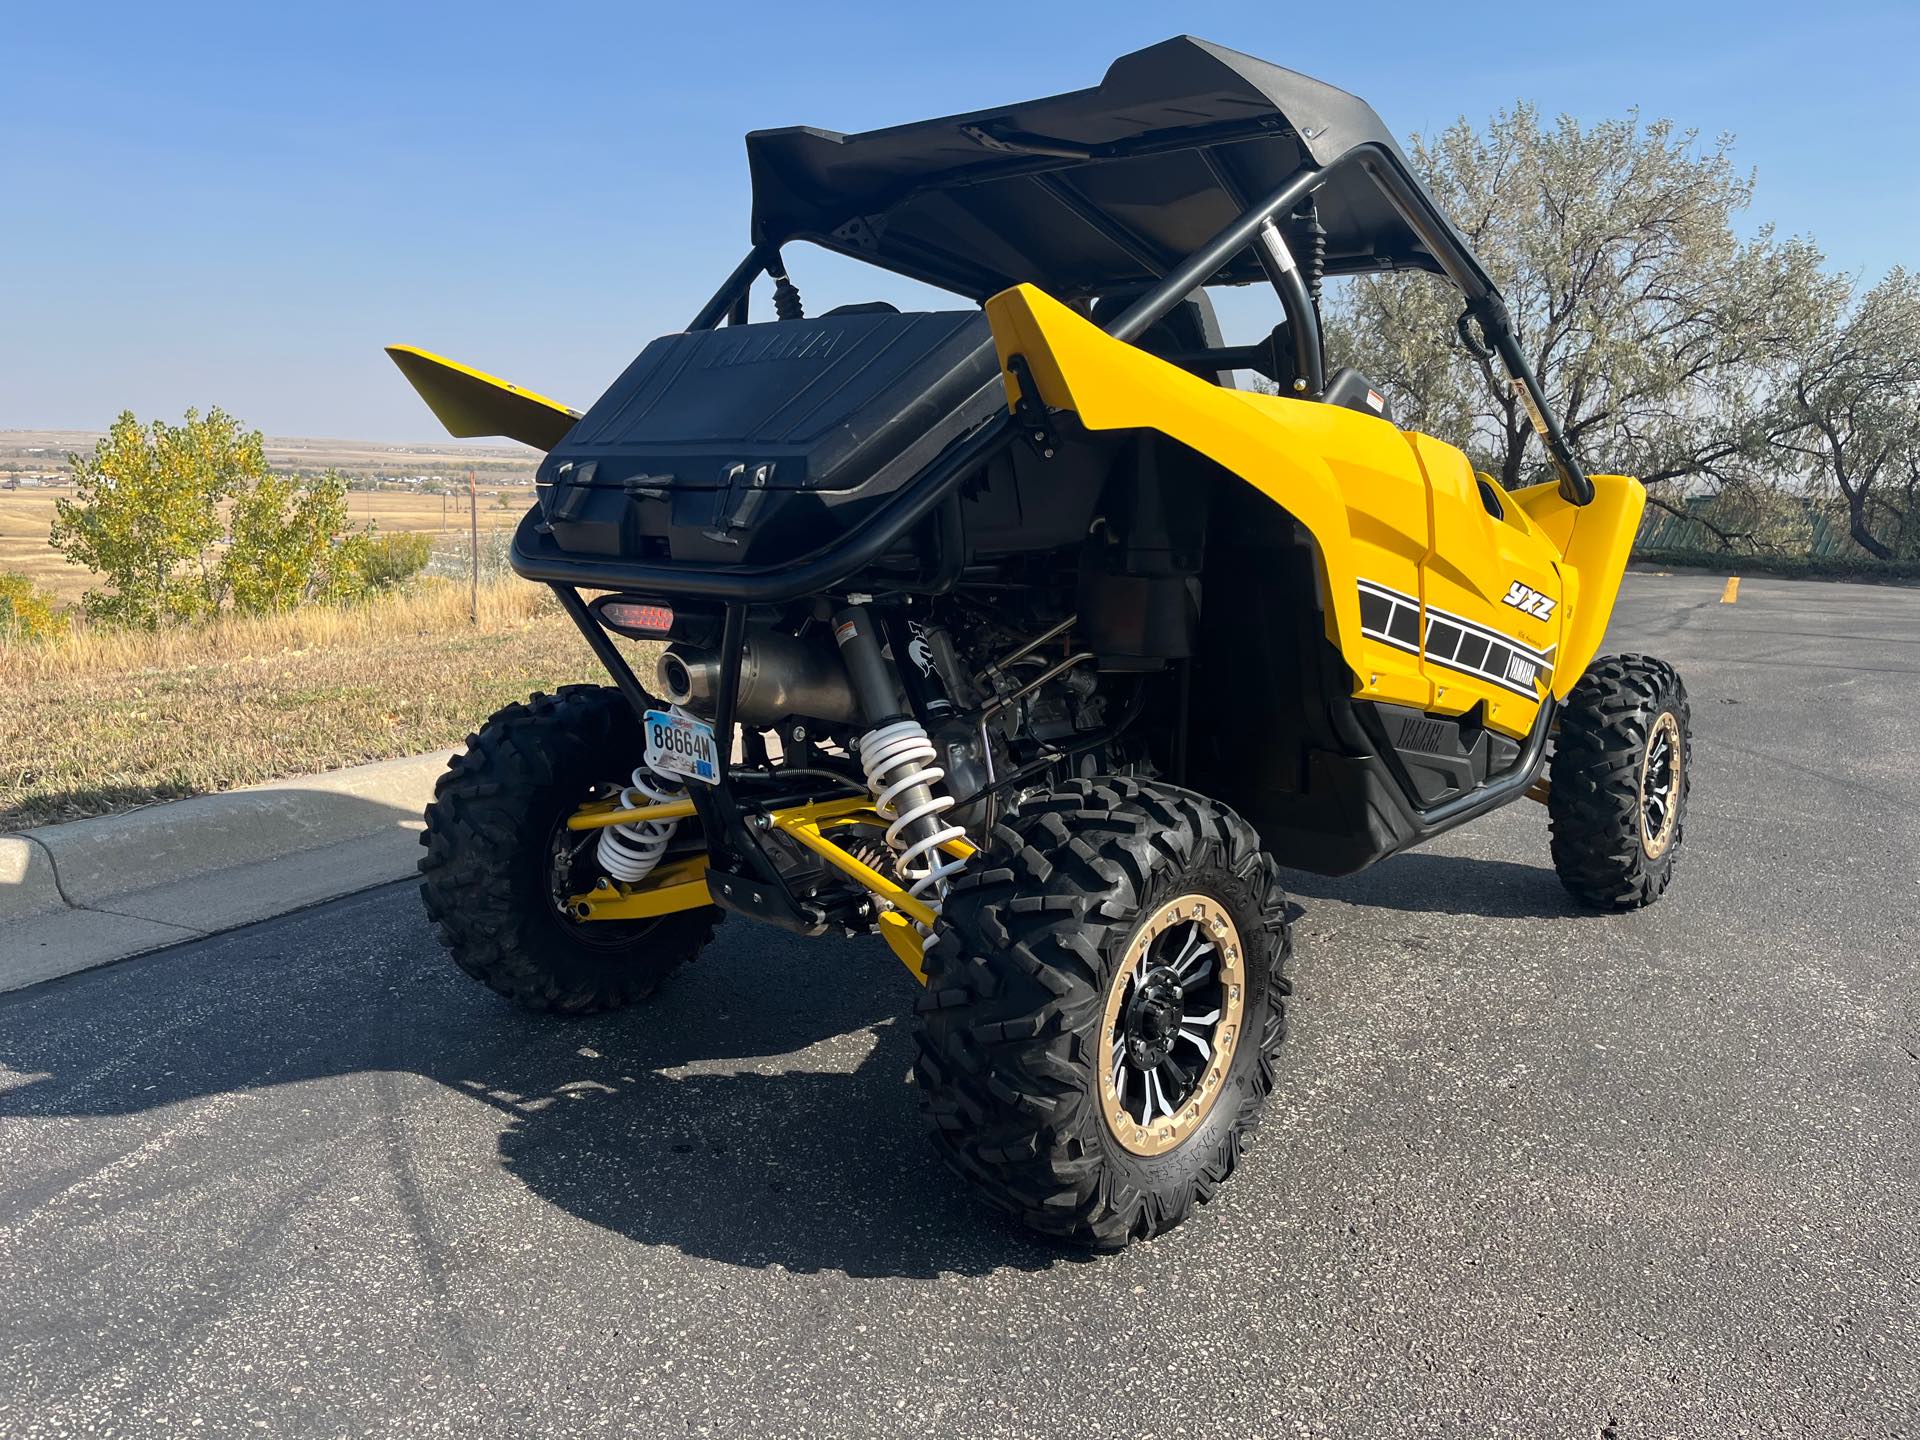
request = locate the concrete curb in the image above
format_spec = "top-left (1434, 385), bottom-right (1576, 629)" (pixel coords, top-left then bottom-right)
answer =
top-left (1, 751), bottom-right (454, 993)
top-left (0, 833), bottom-right (67, 922)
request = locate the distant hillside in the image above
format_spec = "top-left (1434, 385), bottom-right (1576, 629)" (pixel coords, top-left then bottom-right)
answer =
top-left (0, 430), bottom-right (541, 486)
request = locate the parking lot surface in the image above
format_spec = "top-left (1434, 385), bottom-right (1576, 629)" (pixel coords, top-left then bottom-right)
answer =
top-left (2, 573), bottom-right (1915, 1438)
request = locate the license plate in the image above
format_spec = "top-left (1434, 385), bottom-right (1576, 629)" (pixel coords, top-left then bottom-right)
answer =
top-left (643, 709), bottom-right (719, 785)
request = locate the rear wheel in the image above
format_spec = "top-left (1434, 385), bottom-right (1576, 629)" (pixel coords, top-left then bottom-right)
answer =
top-left (419, 685), bottom-right (719, 1013)
top-left (1548, 655), bottom-right (1692, 910)
top-left (913, 778), bottom-right (1292, 1250)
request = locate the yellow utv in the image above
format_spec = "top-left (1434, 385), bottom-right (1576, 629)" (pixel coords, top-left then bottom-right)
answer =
top-left (393, 37), bottom-right (1691, 1250)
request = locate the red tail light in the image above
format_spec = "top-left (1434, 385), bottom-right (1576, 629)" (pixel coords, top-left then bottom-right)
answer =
top-left (598, 599), bottom-right (674, 635)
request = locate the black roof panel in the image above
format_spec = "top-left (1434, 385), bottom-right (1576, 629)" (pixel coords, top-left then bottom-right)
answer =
top-left (745, 36), bottom-right (1452, 300)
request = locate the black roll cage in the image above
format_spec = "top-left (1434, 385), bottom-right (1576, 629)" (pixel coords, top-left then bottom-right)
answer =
top-left (690, 141), bottom-right (1590, 505)
top-left (533, 138), bottom-right (1586, 919)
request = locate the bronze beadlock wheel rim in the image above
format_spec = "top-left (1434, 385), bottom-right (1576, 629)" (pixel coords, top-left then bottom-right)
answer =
top-left (1099, 893), bottom-right (1246, 1157)
top-left (1639, 711), bottom-right (1683, 859)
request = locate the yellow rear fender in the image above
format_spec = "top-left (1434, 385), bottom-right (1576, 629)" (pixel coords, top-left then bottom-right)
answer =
top-left (385, 344), bottom-right (582, 452)
top-left (985, 284), bottom-right (1422, 702)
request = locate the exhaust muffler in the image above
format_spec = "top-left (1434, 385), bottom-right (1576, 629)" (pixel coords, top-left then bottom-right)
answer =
top-left (656, 629), bottom-right (860, 727)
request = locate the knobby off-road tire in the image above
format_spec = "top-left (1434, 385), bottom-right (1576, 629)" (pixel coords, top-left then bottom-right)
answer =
top-left (419, 685), bottom-right (719, 1013)
top-left (913, 778), bottom-right (1292, 1250)
top-left (1548, 654), bottom-right (1692, 911)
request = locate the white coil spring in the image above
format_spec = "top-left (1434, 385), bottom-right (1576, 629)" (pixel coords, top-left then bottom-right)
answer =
top-left (858, 718), bottom-right (969, 949)
top-left (595, 710), bottom-right (690, 884)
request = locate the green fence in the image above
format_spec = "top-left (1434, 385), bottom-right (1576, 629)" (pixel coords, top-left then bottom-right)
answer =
top-left (1631, 492), bottom-right (1920, 579)
top-left (1634, 493), bottom-right (1865, 559)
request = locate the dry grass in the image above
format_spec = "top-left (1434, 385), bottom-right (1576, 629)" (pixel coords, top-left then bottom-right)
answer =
top-left (0, 492), bottom-right (76, 603)
top-left (0, 579), bottom-right (626, 831)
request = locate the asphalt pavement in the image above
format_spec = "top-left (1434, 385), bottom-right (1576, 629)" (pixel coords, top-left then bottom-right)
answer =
top-left (2, 572), bottom-right (1915, 1439)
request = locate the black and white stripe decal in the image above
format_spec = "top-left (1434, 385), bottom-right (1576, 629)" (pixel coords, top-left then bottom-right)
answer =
top-left (1357, 579), bottom-right (1555, 698)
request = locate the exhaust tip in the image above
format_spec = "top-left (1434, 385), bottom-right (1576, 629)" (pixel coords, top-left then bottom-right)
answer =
top-left (656, 650), bottom-right (697, 706)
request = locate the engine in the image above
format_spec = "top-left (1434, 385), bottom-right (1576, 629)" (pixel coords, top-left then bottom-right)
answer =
top-left (577, 585), bottom-right (1130, 940)
top-left (653, 598), bottom-right (1130, 833)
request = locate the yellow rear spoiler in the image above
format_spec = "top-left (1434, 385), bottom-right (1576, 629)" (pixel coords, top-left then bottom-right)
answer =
top-left (385, 345), bottom-right (581, 452)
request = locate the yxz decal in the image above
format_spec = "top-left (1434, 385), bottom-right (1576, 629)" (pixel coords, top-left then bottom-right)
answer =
top-left (1501, 581), bottom-right (1557, 620)
top-left (1357, 580), bottom-right (1555, 698)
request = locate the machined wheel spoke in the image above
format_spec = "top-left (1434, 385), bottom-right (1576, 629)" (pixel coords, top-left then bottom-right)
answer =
top-left (1177, 1027), bottom-right (1212, 1060)
top-left (1158, 1056), bottom-right (1191, 1097)
top-left (1183, 1006), bottom-right (1221, 1027)
top-left (1174, 939), bottom-right (1215, 978)
top-left (1170, 925), bottom-right (1204, 970)
top-left (1144, 1068), bottom-right (1170, 1119)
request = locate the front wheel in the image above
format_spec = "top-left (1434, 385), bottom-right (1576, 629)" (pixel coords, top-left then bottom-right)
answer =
top-left (913, 778), bottom-right (1292, 1250)
top-left (1548, 654), bottom-right (1692, 910)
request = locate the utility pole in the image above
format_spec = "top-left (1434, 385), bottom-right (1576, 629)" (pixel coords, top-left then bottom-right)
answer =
top-left (467, 467), bottom-right (480, 624)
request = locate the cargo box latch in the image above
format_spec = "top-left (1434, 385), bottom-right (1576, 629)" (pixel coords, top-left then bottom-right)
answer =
top-left (702, 461), bottom-right (776, 544)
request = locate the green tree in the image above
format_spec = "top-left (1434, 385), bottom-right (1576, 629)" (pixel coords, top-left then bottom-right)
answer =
top-left (222, 468), bottom-right (360, 614)
top-left (1785, 268), bottom-right (1920, 560)
top-left (353, 531), bottom-right (434, 590)
top-left (0, 572), bottom-right (67, 647)
top-left (52, 408), bottom-right (263, 627)
top-left (52, 410), bottom-right (370, 625)
top-left (1326, 107), bottom-right (1845, 514)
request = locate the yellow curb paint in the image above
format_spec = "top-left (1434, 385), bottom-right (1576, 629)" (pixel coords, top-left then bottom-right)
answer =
top-left (1720, 576), bottom-right (1740, 604)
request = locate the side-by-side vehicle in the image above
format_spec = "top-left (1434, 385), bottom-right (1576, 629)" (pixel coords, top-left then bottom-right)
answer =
top-left (391, 37), bottom-right (1691, 1248)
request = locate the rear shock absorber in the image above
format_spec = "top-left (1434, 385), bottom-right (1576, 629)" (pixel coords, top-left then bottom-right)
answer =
top-left (857, 719), bottom-right (967, 948)
top-left (595, 709), bottom-right (690, 884)
top-left (835, 603), bottom-right (967, 948)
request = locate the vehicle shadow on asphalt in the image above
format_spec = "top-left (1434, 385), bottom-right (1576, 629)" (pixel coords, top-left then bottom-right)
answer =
top-left (0, 902), bottom-right (1068, 1280)
top-left (1282, 852), bottom-right (1584, 919)
top-left (474, 971), bottom-right (1067, 1282)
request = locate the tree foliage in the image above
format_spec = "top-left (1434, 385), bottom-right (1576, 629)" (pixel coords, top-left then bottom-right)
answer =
top-left (1786, 268), bottom-right (1920, 559)
top-left (51, 409), bottom-right (367, 626)
top-left (52, 409), bottom-right (253, 627)
top-left (354, 531), bottom-right (434, 590)
top-left (224, 467), bottom-right (364, 613)
top-left (1326, 107), bottom-right (1846, 507)
top-left (0, 572), bottom-right (67, 647)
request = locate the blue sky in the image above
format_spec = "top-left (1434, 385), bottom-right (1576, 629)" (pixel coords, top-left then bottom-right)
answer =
top-left (3, 1), bottom-right (1916, 442)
